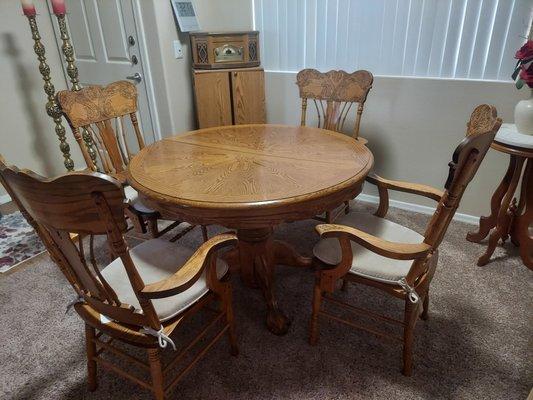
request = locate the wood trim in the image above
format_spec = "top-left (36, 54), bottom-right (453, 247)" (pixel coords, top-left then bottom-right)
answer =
top-left (491, 141), bottom-right (533, 158)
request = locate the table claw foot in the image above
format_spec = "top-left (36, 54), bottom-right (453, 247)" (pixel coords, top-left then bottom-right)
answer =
top-left (466, 216), bottom-right (495, 243)
top-left (477, 223), bottom-right (510, 267)
top-left (477, 252), bottom-right (491, 267)
top-left (273, 240), bottom-right (312, 268)
top-left (266, 308), bottom-right (291, 335)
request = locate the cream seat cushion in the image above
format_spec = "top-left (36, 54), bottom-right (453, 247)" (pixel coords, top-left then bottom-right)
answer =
top-left (124, 185), bottom-right (156, 214)
top-left (313, 211), bottom-right (424, 284)
top-left (101, 238), bottom-right (228, 322)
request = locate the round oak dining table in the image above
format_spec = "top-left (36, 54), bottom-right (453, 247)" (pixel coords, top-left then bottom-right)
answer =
top-left (128, 124), bottom-right (373, 335)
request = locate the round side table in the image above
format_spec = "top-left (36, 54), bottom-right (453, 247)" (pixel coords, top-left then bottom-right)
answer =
top-left (467, 123), bottom-right (532, 269)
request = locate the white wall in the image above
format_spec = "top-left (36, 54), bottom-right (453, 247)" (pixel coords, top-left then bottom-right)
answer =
top-left (0, 0), bottom-right (254, 200)
top-left (0, 0), bottom-right (83, 197)
top-left (139, 0), bottom-right (253, 137)
top-left (266, 72), bottom-right (528, 217)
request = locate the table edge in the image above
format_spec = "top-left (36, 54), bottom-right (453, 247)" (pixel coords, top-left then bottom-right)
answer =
top-left (128, 124), bottom-right (374, 210)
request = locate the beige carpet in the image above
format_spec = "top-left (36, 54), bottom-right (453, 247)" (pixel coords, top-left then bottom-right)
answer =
top-left (0, 204), bottom-right (531, 400)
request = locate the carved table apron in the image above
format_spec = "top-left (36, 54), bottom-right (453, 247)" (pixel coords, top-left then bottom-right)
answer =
top-left (467, 123), bottom-right (533, 269)
top-left (128, 124), bottom-right (374, 334)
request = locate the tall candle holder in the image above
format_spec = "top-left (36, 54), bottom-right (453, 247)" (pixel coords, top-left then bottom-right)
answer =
top-left (55, 13), bottom-right (98, 171)
top-left (26, 14), bottom-right (74, 171)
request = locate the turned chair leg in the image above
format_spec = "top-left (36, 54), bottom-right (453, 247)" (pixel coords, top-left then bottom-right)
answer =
top-left (85, 324), bottom-right (98, 392)
top-left (340, 278), bottom-right (349, 292)
top-left (421, 292), bottom-right (429, 321)
top-left (147, 217), bottom-right (159, 238)
top-left (148, 348), bottom-right (165, 400)
top-left (201, 225), bottom-right (209, 242)
top-left (402, 300), bottom-right (418, 376)
top-left (325, 211), bottom-right (333, 223)
top-left (309, 282), bottom-right (323, 345)
top-left (224, 289), bottom-right (239, 356)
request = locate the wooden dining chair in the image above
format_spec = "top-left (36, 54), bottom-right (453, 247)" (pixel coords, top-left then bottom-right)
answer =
top-left (296, 69), bottom-right (373, 223)
top-left (57, 80), bottom-right (208, 241)
top-left (309, 104), bottom-right (501, 376)
top-left (0, 157), bottom-right (238, 400)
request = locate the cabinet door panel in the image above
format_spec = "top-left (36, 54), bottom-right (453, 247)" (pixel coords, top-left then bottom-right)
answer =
top-left (194, 72), bottom-right (232, 128)
top-left (231, 70), bottom-right (266, 125)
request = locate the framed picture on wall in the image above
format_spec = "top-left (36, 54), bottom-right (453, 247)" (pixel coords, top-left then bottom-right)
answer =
top-left (171, 0), bottom-right (200, 32)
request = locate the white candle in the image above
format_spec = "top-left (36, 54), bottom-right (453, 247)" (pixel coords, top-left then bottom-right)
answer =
top-left (51, 0), bottom-right (66, 15)
top-left (20, 0), bottom-right (36, 16)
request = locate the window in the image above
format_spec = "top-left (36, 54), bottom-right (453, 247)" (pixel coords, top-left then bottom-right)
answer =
top-left (253, 0), bottom-right (533, 81)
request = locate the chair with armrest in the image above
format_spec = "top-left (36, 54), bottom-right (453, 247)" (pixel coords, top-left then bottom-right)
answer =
top-left (296, 69), bottom-right (373, 223)
top-left (57, 80), bottom-right (208, 241)
top-left (310, 104), bottom-right (501, 376)
top-left (0, 157), bottom-right (238, 400)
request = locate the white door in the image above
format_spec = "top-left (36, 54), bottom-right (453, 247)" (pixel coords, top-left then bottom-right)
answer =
top-left (55, 0), bottom-right (155, 143)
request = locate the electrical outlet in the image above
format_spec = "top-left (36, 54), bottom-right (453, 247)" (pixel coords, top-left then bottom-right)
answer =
top-left (173, 40), bottom-right (183, 59)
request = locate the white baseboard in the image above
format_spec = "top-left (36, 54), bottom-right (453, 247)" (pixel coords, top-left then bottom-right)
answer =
top-left (0, 194), bottom-right (11, 205)
top-left (356, 194), bottom-right (479, 225)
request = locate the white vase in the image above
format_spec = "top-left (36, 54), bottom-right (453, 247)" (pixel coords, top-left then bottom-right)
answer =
top-left (515, 89), bottom-right (533, 135)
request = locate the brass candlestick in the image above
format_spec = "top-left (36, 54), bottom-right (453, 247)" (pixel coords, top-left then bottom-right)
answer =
top-left (26, 14), bottom-right (74, 171)
top-left (56, 13), bottom-right (98, 171)
top-left (56, 14), bottom-right (80, 91)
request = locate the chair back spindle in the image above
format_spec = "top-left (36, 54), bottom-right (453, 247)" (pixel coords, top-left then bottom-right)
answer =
top-left (296, 69), bottom-right (373, 140)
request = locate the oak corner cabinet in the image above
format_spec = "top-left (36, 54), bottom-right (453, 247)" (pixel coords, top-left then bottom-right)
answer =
top-left (192, 67), bottom-right (266, 129)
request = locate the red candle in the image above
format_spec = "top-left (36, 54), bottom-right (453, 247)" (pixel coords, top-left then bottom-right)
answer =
top-left (51, 0), bottom-right (66, 15)
top-left (20, 0), bottom-right (36, 16)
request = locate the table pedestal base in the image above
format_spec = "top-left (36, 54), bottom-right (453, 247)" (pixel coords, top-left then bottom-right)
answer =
top-left (467, 154), bottom-right (532, 269)
top-left (223, 228), bottom-right (313, 335)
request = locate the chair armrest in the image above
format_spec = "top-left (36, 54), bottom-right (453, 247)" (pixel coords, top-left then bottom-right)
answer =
top-left (316, 224), bottom-right (432, 261)
top-left (365, 173), bottom-right (444, 217)
top-left (141, 233), bottom-right (238, 299)
top-left (366, 173), bottom-right (443, 201)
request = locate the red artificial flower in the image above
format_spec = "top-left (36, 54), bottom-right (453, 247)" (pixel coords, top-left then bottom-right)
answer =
top-left (515, 40), bottom-right (533, 60)
top-left (519, 63), bottom-right (533, 88)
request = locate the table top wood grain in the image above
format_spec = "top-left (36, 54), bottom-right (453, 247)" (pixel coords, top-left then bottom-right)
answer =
top-left (128, 124), bottom-right (373, 228)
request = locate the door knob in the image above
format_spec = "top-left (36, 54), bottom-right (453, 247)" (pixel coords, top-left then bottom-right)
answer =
top-left (126, 73), bottom-right (142, 83)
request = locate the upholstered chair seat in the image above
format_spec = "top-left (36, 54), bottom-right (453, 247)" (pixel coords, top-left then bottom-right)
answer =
top-left (101, 238), bottom-right (229, 322)
top-left (313, 211), bottom-right (424, 283)
top-left (123, 185), bottom-right (156, 214)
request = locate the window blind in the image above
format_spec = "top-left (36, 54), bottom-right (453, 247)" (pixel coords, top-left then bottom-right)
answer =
top-left (253, 0), bottom-right (533, 81)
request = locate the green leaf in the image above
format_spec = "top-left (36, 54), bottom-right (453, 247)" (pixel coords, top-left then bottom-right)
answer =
top-left (516, 78), bottom-right (524, 89)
